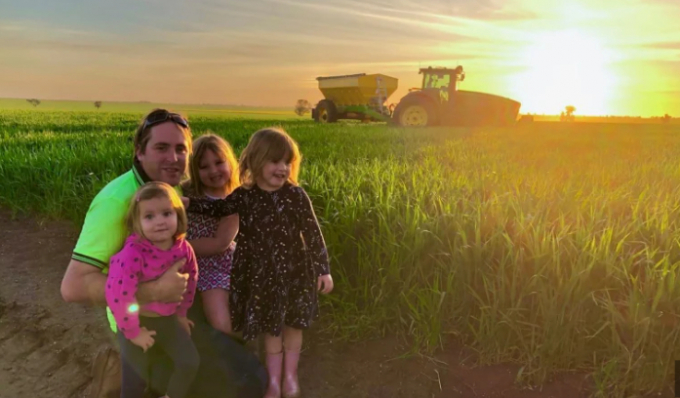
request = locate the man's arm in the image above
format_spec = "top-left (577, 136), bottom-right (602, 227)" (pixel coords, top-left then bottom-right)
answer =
top-left (64, 188), bottom-right (187, 306)
top-left (60, 259), bottom-right (108, 306)
top-left (61, 258), bottom-right (189, 306)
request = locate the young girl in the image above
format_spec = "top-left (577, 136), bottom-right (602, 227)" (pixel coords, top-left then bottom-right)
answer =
top-left (182, 133), bottom-right (240, 336)
top-left (185, 127), bottom-right (334, 398)
top-left (106, 181), bottom-right (200, 398)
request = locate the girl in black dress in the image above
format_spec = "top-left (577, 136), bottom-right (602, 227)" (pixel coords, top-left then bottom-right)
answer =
top-left (185, 127), bottom-right (334, 398)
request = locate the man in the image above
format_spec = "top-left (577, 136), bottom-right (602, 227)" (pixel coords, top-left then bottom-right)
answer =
top-left (61, 109), bottom-right (266, 398)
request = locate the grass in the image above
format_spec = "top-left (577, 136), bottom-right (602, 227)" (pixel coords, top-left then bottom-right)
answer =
top-left (2, 108), bottom-right (680, 397)
top-left (0, 98), bottom-right (302, 118)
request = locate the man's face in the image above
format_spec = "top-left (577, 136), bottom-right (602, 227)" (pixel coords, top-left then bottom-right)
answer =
top-left (136, 122), bottom-right (189, 186)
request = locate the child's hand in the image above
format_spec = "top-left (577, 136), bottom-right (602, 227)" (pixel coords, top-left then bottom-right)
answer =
top-left (130, 327), bottom-right (156, 352)
top-left (180, 196), bottom-right (190, 208)
top-left (317, 274), bottom-right (334, 294)
top-left (178, 316), bottom-right (194, 336)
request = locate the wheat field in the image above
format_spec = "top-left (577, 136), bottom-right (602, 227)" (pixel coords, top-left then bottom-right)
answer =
top-left (2, 108), bottom-right (679, 396)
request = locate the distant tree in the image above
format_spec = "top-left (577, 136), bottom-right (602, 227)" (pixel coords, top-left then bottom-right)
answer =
top-left (294, 99), bottom-right (311, 116)
top-left (26, 99), bottom-right (41, 107)
top-left (662, 113), bottom-right (671, 124)
top-left (561, 105), bottom-right (575, 122)
top-left (94, 101), bottom-right (102, 109)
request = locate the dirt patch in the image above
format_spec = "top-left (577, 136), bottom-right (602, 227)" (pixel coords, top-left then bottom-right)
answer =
top-left (0, 210), bottom-right (112, 398)
top-left (297, 333), bottom-right (596, 398)
top-left (0, 209), bottom-right (674, 398)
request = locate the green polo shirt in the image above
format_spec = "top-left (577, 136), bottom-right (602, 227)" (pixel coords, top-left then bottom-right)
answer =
top-left (72, 161), bottom-right (182, 331)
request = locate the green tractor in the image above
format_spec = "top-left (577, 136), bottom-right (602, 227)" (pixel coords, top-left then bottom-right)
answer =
top-left (391, 66), bottom-right (521, 127)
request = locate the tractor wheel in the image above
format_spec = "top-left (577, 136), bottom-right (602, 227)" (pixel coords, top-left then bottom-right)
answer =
top-left (314, 100), bottom-right (338, 123)
top-left (392, 96), bottom-right (438, 127)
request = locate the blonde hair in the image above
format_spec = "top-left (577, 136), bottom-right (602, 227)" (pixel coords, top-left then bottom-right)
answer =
top-left (126, 181), bottom-right (188, 240)
top-left (239, 127), bottom-right (301, 189)
top-left (184, 133), bottom-right (240, 196)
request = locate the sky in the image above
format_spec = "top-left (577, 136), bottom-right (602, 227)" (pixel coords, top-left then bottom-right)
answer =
top-left (1, 0), bottom-right (679, 116)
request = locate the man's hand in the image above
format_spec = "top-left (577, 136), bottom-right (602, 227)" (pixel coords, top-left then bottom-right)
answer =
top-left (139, 259), bottom-right (188, 304)
top-left (154, 259), bottom-right (189, 303)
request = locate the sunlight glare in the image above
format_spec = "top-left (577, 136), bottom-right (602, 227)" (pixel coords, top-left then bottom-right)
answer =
top-left (510, 29), bottom-right (619, 116)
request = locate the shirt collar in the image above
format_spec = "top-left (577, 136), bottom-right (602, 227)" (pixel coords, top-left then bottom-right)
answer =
top-left (132, 158), bottom-right (152, 186)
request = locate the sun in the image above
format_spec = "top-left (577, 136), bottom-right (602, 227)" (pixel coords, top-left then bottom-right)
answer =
top-left (510, 29), bottom-right (619, 116)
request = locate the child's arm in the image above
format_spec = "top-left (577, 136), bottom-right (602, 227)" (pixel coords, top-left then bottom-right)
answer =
top-left (176, 243), bottom-right (199, 318)
top-left (186, 192), bottom-right (239, 219)
top-left (296, 187), bottom-right (331, 277)
top-left (105, 245), bottom-right (144, 339)
top-left (188, 214), bottom-right (239, 257)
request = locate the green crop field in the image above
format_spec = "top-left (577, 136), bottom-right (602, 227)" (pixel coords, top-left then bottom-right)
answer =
top-left (0, 98), bottom-right (302, 119)
top-left (2, 107), bottom-right (680, 397)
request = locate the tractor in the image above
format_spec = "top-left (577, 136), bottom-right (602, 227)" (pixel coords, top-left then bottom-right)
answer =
top-left (391, 66), bottom-right (521, 127)
top-left (312, 65), bottom-right (521, 127)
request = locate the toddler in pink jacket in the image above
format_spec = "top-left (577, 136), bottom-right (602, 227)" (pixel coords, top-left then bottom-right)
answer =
top-left (105, 181), bottom-right (199, 398)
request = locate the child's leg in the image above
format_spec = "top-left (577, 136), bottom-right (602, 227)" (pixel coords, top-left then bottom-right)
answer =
top-left (201, 288), bottom-right (232, 334)
top-left (116, 332), bottom-right (150, 398)
top-left (263, 332), bottom-right (284, 398)
top-left (146, 316), bottom-right (200, 398)
top-left (282, 326), bottom-right (303, 398)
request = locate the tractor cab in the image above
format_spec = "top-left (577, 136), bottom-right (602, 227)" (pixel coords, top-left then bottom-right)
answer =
top-left (419, 66), bottom-right (465, 103)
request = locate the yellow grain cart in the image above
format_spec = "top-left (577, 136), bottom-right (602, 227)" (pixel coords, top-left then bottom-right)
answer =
top-left (312, 73), bottom-right (398, 123)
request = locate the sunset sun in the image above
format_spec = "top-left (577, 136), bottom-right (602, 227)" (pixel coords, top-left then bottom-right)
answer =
top-left (511, 29), bottom-right (620, 116)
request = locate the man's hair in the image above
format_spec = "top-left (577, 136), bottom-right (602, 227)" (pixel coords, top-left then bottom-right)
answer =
top-left (133, 108), bottom-right (193, 157)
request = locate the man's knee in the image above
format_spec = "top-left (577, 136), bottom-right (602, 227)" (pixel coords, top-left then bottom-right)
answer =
top-left (176, 345), bottom-right (200, 378)
top-left (89, 347), bottom-right (123, 398)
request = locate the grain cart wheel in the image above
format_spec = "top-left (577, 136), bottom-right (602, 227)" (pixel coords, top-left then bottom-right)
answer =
top-left (314, 100), bottom-right (338, 123)
top-left (393, 96), bottom-right (438, 127)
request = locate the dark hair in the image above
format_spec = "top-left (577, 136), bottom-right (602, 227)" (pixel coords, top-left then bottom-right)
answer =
top-left (133, 108), bottom-right (193, 157)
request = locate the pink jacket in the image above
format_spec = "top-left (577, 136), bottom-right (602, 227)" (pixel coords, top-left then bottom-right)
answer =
top-left (105, 233), bottom-right (198, 339)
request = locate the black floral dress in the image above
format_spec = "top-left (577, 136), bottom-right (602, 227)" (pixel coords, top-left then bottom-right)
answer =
top-left (186, 182), bottom-right (330, 340)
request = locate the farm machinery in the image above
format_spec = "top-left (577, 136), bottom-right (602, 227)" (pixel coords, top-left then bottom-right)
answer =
top-left (312, 65), bottom-right (521, 127)
top-left (312, 73), bottom-right (398, 123)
